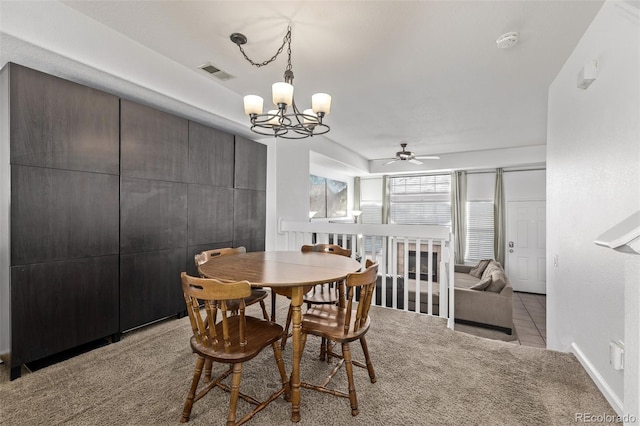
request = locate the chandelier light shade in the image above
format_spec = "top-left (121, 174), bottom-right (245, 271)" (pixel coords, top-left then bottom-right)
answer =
top-left (231, 24), bottom-right (331, 139)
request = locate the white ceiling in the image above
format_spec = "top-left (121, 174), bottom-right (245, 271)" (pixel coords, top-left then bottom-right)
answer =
top-left (62, 0), bottom-right (604, 163)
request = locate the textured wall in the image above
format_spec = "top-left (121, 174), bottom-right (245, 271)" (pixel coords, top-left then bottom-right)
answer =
top-left (547, 0), bottom-right (639, 415)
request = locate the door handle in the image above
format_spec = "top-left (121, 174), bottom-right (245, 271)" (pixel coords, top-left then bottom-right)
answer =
top-left (508, 241), bottom-right (514, 248)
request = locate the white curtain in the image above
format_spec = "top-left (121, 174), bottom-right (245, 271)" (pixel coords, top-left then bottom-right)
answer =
top-left (494, 168), bottom-right (506, 265)
top-left (382, 175), bottom-right (390, 224)
top-left (451, 171), bottom-right (467, 264)
top-left (353, 176), bottom-right (361, 222)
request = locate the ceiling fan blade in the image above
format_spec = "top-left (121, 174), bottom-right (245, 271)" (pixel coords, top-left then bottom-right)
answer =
top-left (415, 155), bottom-right (441, 160)
top-left (409, 159), bottom-right (423, 165)
top-left (383, 159), bottom-right (398, 165)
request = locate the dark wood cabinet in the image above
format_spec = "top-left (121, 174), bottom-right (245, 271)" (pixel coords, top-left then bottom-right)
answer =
top-left (234, 189), bottom-right (267, 242)
top-left (9, 64), bottom-right (119, 175)
top-left (5, 64), bottom-right (120, 380)
top-left (120, 99), bottom-right (189, 182)
top-left (187, 184), bottom-right (234, 246)
top-left (1, 63), bottom-right (268, 378)
top-left (234, 136), bottom-right (267, 191)
top-left (120, 177), bottom-right (188, 254)
top-left (10, 256), bottom-right (119, 367)
top-left (120, 248), bottom-right (186, 331)
top-left (11, 166), bottom-right (119, 265)
top-left (188, 121), bottom-right (235, 186)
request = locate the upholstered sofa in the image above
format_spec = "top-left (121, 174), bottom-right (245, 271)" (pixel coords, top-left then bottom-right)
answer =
top-left (375, 260), bottom-right (513, 334)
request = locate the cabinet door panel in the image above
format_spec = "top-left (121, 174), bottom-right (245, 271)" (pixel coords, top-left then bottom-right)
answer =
top-left (234, 136), bottom-right (266, 191)
top-left (188, 184), bottom-right (234, 246)
top-left (120, 178), bottom-right (188, 254)
top-left (11, 166), bottom-right (119, 265)
top-left (9, 64), bottom-right (119, 174)
top-left (233, 189), bottom-right (266, 241)
top-left (188, 122), bottom-right (234, 187)
top-left (120, 248), bottom-right (186, 331)
top-left (121, 100), bottom-right (188, 182)
top-left (10, 255), bottom-right (119, 366)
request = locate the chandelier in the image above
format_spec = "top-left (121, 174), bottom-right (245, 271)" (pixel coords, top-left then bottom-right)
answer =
top-left (230, 24), bottom-right (331, 139)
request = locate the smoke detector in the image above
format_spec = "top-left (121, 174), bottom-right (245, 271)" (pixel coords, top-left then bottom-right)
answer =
top-left (496, 32), bottom-right (519, 49)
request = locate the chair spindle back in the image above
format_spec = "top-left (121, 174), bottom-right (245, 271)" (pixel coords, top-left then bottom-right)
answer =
top-left (301, 243), bottom-right (352, 257)
top-left (343, 260), bottom-right (378, 333)
top-left (181, 272), bottom-right (251, 352)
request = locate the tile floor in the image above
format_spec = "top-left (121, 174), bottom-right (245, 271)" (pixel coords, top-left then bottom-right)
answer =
top-left (512, 292), bottom-right (547, 348)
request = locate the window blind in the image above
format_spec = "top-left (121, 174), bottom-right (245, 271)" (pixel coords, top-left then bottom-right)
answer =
top-left (465, 201), bottom-right (495, 262)
top-left (389, 175), bottom-right (451, 226)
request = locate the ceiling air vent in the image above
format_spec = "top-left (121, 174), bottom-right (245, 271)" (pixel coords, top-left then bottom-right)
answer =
top-left (198, 63), bottom-right (234, 81)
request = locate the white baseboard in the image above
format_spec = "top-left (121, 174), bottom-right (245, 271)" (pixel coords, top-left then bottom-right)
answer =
top-left (571, 342), bottom-right (624, 415)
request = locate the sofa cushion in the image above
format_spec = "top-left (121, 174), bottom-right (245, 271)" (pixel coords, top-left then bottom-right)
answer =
top-left (453, 272), bottom-right (483, 289)
top-left (469, 259), bottom-right (492, 278)
top-left (469, 275), bottom-right (492, 291)
top-left (486, 269), bottom-right (507, 293)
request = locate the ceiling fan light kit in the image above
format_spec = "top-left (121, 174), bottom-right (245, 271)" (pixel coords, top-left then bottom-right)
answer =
top-left (231, 23), bottom-right (331, 139)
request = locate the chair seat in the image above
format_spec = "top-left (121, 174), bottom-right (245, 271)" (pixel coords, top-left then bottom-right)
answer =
top-left (191, 316), bottom-right (284, 363)
top-left (302, 305), bottom-right (371, 343)
top-left (224, 288), bottom-right (268, 312)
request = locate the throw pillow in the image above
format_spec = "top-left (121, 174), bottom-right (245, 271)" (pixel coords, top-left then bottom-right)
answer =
top-left (469, 275), bottom-right (492, 291)
top-left (486, 270), bottom-right (507, 293)
top-left (469, 259), bottom-right (491, 278)
top-left (480, 261), bottom-right (501, 280)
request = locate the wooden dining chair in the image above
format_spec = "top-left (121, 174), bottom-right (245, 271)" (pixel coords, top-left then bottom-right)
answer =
top-left (195, 247), bottom-right (269, 321)
top-left (179, 273), bottom-right (290, 425)
top-left (279, 244), bottom-right (352, 354)
top-left (300, 259), bottom-right (379, 417)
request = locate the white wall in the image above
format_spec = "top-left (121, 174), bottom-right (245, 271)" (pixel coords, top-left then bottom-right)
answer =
top-left (271, 139), bottom-right (368, 250)
top-left (504, 169), bottom-right (546, 201)
top-left (547, 0), bottom-right (639, 417)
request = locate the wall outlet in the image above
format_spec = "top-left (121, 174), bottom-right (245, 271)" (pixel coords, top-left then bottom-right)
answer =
top-left (609, 341), bottom-right (624, 370)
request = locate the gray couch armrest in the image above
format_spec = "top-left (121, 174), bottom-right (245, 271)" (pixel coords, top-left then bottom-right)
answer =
top-left (454, 264), bottom-right (473, 274)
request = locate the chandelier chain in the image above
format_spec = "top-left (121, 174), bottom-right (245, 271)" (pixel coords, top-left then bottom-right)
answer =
top-left (236, 25), bottom-right (292, 69)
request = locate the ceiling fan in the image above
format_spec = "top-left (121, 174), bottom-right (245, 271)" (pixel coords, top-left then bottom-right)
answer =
top-left (382, 143), bottom-right (440, 165)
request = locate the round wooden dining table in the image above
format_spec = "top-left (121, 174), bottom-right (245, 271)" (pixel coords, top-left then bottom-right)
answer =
top-left (198, 250), bottom-right (362, 423)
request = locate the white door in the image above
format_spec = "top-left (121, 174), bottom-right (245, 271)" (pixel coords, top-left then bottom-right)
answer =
top-left (506, 201), bottom-right (546, 294)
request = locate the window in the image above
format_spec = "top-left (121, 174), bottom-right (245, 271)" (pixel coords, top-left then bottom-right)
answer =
top-left (360, 202), bottom-right (382, 224)
top-left (389, 175), bottom-right (451, 226)
top-left (465, 201), bottom-right (495, 263)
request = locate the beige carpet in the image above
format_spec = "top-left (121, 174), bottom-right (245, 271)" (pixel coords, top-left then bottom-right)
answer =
top-left (0, 296), bottom-right (616, 425)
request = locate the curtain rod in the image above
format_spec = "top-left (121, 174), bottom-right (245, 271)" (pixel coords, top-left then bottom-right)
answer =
top-left (466, 167), bottom-right (546, 174)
